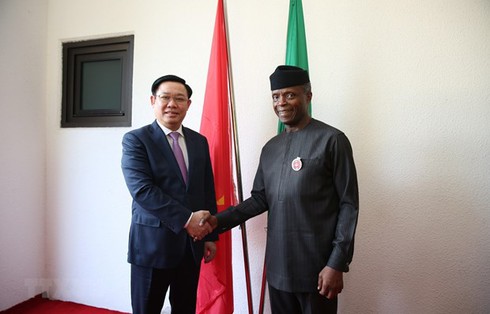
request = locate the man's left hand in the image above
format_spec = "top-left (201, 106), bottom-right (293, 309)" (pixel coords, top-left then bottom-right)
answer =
top-left (317, 266), bottom-right (343, 299)
top-left (203, 241), bottom-right (217, 263)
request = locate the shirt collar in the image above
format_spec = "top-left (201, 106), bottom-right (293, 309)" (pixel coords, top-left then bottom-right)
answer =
top-left (156, 120), bottom-right (184, 138)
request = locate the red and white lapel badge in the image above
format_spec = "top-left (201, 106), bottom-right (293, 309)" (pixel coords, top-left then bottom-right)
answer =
top-left (291, 157), bottom-right (302, 171)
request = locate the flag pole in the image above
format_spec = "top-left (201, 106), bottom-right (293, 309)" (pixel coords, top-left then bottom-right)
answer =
top-left (258, 258), bottom-right (267, 314)
top-left (223, 1), bottom-right (254, 314)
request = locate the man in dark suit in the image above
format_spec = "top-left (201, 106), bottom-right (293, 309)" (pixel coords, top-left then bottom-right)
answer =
top-left (121, 75), bottom-right (217, 314)
top-left (206, 65), bottom-right (359, 314)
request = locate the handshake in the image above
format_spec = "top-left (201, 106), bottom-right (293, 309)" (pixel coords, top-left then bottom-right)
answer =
top-left (185, 210), bottom-right (218, 241)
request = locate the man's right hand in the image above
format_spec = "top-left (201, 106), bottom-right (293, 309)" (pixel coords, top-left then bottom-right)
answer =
top-left (204, 215), bottom-right (218, 230)
top-left (185, 210), bottom-right (213, 241)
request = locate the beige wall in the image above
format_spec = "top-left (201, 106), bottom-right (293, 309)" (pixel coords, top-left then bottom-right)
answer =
top-left (1, 0), bottom-right (490, 313)
top-left (0, 0), bottom-right (47, 309)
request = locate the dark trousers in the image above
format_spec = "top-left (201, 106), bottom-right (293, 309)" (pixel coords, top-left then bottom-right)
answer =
top-left (131, 244), bottom-right (200, 314)
top-left (269, 284), bottom-right (338, 314)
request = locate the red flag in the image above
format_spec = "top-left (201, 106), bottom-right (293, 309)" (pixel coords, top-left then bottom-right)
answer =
top-left (197, 0), bottom-right (234, 313)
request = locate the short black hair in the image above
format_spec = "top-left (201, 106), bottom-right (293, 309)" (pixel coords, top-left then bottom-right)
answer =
top-left (151, 74), bottom-right (193, 98)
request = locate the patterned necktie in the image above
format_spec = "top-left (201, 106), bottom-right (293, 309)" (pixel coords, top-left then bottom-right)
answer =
top-left (169, 132), bottom-right (187, 184)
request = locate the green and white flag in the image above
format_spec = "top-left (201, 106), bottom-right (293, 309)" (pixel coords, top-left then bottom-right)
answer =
top-left (278, 0), bottom-right (311, 133)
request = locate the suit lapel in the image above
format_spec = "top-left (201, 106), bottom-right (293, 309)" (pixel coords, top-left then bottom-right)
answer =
top-left (149, 121), bottom-right (187, 185)
top-left (183, 127), bottom-right (197, 186)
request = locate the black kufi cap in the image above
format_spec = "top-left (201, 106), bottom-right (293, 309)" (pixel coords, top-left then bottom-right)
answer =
top-left (151, 74), bottom-right (193, 98)
top-left (269, 65), bottom-right (310, 90)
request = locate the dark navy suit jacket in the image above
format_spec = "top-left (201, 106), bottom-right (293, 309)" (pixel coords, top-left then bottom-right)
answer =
top-left (121, 121), bottom-right (218, 269)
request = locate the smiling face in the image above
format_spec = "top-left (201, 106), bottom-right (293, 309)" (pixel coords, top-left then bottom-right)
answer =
top-left (271, 84), bottom-right (312, 132)
top-left (150, 81), bottom-right (191, 131)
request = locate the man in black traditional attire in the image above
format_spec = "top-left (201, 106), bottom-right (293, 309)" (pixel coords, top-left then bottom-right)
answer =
top-left (208, 65), bottom-right (359, 314)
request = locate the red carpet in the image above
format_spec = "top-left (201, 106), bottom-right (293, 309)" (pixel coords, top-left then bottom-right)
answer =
top-left (0, 295), bottom-right (129, 314)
